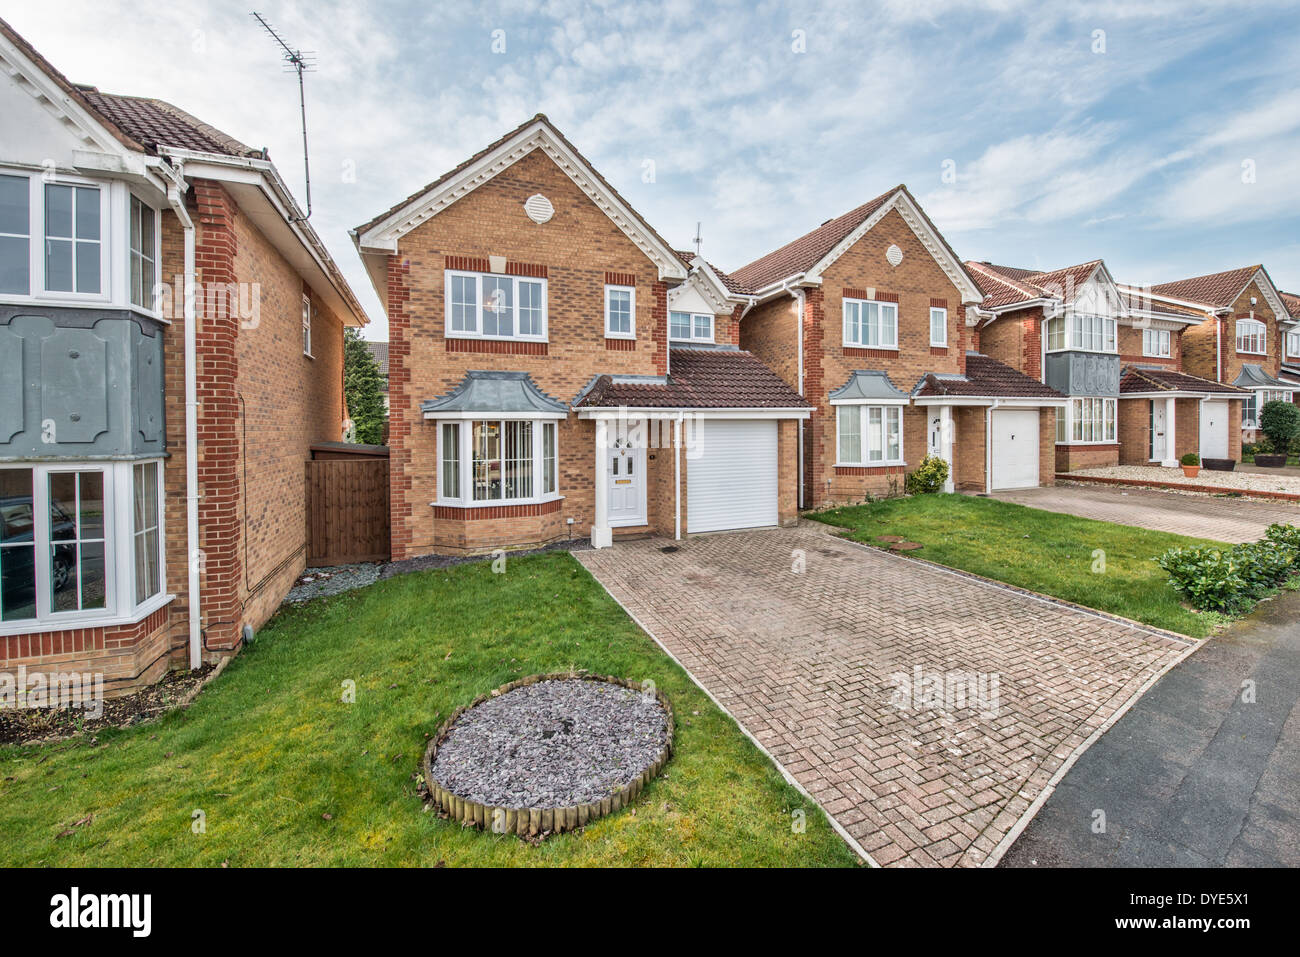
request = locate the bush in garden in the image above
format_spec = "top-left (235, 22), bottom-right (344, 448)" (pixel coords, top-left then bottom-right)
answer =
top-left (1264, 524), bottom-right (1300, 566)
top-left (1259, 400), bottom-right (1300, 454)
top-left (1157, 547), bottom-right (1254, 612)
top-left (1231, 541), bottom-right (1296, 592)
top-left (905, 454), bottom-right (950, 494)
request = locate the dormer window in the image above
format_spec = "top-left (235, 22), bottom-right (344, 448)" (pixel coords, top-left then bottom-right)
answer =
top-left (445, 269), bottom-right (548, 341)
top-left (669, 311), bottom-right (713, 343)
top-left (1236, 319), bottom-right (1266, 355)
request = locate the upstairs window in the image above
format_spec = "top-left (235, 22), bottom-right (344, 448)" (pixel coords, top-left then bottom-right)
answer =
top-left (843, 298), bottom-right (898, 349)
top-left (605, 285), bottom-right (635, 338)
top-left (1046, 314), bottom-right (1116, 353)
top-left (1288, 331), bottom-right (1300, 358)
top-left (44, 183), bottom-right (101, 294)
top-left (929, 307), bottom-right (948, 347)
top-left (0, 174), bottom-right (29, 295)
top-left (129, 194), bottom-right (158, 310)
top-left (1142, 328), bottom-right (1171, 357)
top-left (1236, 319), bottom-right (1266, 355)
top-left (669, 311), bottom-right (713, 343)
top-left (445, 270), bottom-right (547, 341)
top-left (302, 294), bottom-right (312, 357)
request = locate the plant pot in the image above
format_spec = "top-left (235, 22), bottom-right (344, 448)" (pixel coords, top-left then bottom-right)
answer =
top-left (1254, 454), bottom-right (1288, 468)
top-left (1181, 465), bottom-right (1201, 478)
top-left (1202, 458), bottom-right (1236, 472)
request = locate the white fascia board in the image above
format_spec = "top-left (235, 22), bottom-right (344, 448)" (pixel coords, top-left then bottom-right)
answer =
top-left (576, 407), bottom-right (811, 420)
top-left (1120, 391), bottom-right (1216, 400)
top-left (1244, 268), bottom-right (1291, 324)
top-left (828, 397), bottom-right (910, 407)
top-left (913, 396), bottom-right (1067, 408)
top-left (1117, 283), bottom-right (1226, 316)
top-left (357, 120), bottom-right (687, 282)
top-left (1122, 310), bottom-right (1201, 328)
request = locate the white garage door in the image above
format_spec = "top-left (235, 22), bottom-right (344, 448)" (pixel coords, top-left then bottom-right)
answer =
top-left (687, 420), bottom-right (779, 533)
top-left (1200, 400), bottom-right (1229, 459)
top-left (991, 409), bottom-right (1039, 490)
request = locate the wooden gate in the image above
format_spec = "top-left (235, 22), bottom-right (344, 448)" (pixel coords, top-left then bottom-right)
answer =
top-left (306, 457), bottom-right (390, 565)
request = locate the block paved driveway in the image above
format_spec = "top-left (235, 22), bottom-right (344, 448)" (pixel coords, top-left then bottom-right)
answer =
top-left (578, 523), bottom-right (1194, 867)
top-left (992, 485), bottom-right (1299, 544)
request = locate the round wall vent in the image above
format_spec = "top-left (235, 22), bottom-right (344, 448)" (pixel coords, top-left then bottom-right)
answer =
top-left (885, 243), bottom-right (904, 266)
top-left (523, 194), bottom-right (554, 224)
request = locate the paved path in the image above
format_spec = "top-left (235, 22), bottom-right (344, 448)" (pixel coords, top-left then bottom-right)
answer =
top-left (578, 524), bottom-right (1193, 867)
top-left (992, 485), bottom-right (1298, 544)
top-left (1002, 590), bottom-right (1300, 867)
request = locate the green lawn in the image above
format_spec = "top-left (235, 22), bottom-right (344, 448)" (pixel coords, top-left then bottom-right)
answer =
top-left (811, 494), bottom-right (1229, 638)
top-left (0, 554), bottom-right (857, 867)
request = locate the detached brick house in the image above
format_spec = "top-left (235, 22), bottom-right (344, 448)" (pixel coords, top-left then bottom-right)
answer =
top-left (967, 259), bottom-right (1246, 471)
top-left (1117, 266), bottom-right (1296, 443)
top-left (0, 20), bottom-right (368, 694)
top-left (352, 115), bottom-right (809, 558)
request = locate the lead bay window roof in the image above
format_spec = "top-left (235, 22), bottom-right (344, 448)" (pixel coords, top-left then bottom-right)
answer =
top-left (421, 370), bottom-right (568, 418)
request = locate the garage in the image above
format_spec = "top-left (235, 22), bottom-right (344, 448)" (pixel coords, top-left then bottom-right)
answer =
top-left (687, 419), bottom-right (778, 533)
top-left (990, 409), bottom-right (1039, 490)
top-left (1200, 399), bottom-right (1229, 460)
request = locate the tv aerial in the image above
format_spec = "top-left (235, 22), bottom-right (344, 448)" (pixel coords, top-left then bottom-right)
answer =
top-left (251, 11), bottom-right (315, 222)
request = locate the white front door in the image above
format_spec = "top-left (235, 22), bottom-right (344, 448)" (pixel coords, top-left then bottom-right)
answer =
top-left (928, 413), bottom-right (943, 459)
top-left (990, 409), bottom-right (1039, 490)
top-left (1200, 400), bottom-right (1229, 459)
top-left (607, 434), bottom-right (645, 527)
top-left (1150, 401), bottom-right (1166, 462)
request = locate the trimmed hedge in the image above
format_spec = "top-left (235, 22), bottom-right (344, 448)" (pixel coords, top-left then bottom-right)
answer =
top-left (1157, 523), bottom-right (1300, 612)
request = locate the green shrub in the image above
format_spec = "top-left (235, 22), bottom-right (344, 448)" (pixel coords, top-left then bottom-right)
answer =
top-left (1260, 400), bottom-right (1300, 453)
top-left (1157, 547), bottom-right (1253, 612)
top-left (1180, 451), bottom-right (1200, 467)
top-left (1264, 523), bottom-right (1300, 564)
top-left (1232, 541), bottom-right (1296, 591)
top-left (905, 454), bottom-right (950, 495)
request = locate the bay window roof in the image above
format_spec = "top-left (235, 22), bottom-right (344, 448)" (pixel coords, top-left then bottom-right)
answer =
top-left (421, 370), bottom-right (567, 417)
top-left (1233, 363), bottom-right (1294, 391)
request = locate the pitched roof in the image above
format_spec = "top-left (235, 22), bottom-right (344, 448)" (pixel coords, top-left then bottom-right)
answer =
top-left (77, 89), bottom-right (260, 158)
top-left (364, 340), bottom-right (389, 378)
top-left (1233, 363), bottom-right (1295, 390)
top-left (728, 187), bottom-right (897, 291)
top-left (676, 250), bottom-right (748, 295)
top-left (1119, 366), bottom-right (1247, 396)
top-left (829, 370), bottom-right (909, 403)
top-left (1149, 266), bottom-right (1261, 309)
top-left (574, 348), bottom-right (809, 409)
top-left (966, 260), bottom-right (1104, 310)
top-left (1280, 291), bottom-right (1300, 317)
top-left (913, 353), bottom-right (1065, 400)
top-left (1118, 288), bottom-right (1207, 321)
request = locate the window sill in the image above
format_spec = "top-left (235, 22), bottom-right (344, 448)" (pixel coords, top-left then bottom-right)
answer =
top-left (1055, 441), bottom-right (1118, 447)
top-left (843, 344), bottom-right (898, 351)
top-left (604, 332), bottom-right (636, 341)
top-left (432, 494), bottom-right (564, 509)
top-left (0, 593), bottom-right (174, 638)
top-left (835, 461), bottom-right (906, 469)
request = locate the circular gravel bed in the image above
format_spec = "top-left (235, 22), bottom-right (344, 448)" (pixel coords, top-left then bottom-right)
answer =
top-left (423, 674), bottom-right (673, 837)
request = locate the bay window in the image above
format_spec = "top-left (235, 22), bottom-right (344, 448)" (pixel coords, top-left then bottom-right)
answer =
top-left (1046, 315), bottom-right (1116, 353)
top-left (445, 270), bottom-right (548, 341)
top-left (670, 310), bottom-right (713, 343)
top-left (0, 174), bottom-right (29, 295)
top-left (836, 405), bottom-right (903, 465)
top-left (1058, 397), bottom-right (1116, 443)
top-left (605, 285), bottom-right (634, 338)
top-left (1142, 328), bottom-right (1171, 357)
top-left (843, 298), bottom-right (898, 349)
top-left (44, 182), bottom-right (101, 294)
top-left (1236, 319), bottom-right (1266, 355)
top-left (436, 419), bottom-right (559, 505)
top-left (0, 461), bottom-right (165, 632)
top-left (1248, 390), bottom-right (1294, 427)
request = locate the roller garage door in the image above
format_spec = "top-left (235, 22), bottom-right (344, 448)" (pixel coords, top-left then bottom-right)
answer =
top-left (990, 409), bottom-right (1039, 490)
top-left (687, 419), bottom-right (779, 533)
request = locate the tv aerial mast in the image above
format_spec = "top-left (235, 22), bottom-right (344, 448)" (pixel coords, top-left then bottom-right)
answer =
top-left (251, 11), bottom-right (315, 223)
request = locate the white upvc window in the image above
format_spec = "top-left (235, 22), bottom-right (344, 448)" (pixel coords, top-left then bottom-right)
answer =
top-left (1142, 328), bottom-right (1171, 358)
top-left (0, 460), bottom-right (165, 634)
top-left (1242, 392), bottom-right (1257, 428)
top-left (605, 285), bottom-right (635, 338)
top-left (302, 294), bottom-right (312, 357)
top-left (129, 193), bottom-right (159, 310)
top-left (1059, 397), bottom-right (1116, 443)
top-left (843, 297), bottom-right (898, 349)
top-left (1287, 331), bottom-right (1300, 358)
top-left (1241, 390), bottom-right (1292, 428)
top-left (1046, 316), bottom-right (1066, 351)
top-left (0, 173), bottom-right (29, 295)
top-left (0, 172), bottom-right (111, 302)
top-left (444, 270), bottom-right (548, 341)
top-left (1046, 315), bottom-right (1116, 353)
top-left (1236, 318), bottom-right (1266, 354)
top-left (835, 405), bottom-right (903, 465)
top-left (43, 181), bottom-right (102, 295)
top-left (436, 419), bottom-right (559, 505)
top-left (669, 310), bottom-right (714, 343)
top-left (929, 307), bottom-right (948, 347)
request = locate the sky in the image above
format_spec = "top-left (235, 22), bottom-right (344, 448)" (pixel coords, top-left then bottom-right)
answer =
top-left (8, 0), bottom-right (1300, 339)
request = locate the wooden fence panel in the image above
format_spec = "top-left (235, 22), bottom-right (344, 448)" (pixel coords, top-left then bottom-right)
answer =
top-left (306, 458), bottom-right (391, 565)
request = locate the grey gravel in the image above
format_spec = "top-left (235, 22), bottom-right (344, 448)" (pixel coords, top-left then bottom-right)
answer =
top-left (285, 563), bottom-right (381, 604)
top-left (431, 679), bottom-right (669, 809)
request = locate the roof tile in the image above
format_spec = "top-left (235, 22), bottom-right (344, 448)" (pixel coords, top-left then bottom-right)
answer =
top-left (575, 348), bottom-right (809, 409)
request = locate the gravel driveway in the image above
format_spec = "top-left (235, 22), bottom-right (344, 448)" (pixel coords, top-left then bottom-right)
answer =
top-left (578, 523), bottom-right (1196, 867)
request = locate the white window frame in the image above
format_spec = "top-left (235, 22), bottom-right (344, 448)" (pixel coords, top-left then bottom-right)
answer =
top-left (669, 310), bottom-right (714, 343)
top-left (443, 269), bottom-right (549, 343)
top-left (0, 460), bottom-right (167, 636)
top-left (1242, 392), bottom-right (1257, 428)
top-left (0, 171), bottom-right (112, 305)
top-left (1236, 318), bottom-right (1267, 355)
top-left (842, 297), bottom-right (899, 350)
top-left (604, 284), bottom-right (636, 339)
top-left (302, 293), bottom-right (313, 357)
top-left (834, 404), bottom-right (905, 466)
top-left (1057, 397), bottom-right (1117, 444)
top-left (0, 171), bottom-right (31, 297)
top-left (435, 418), bottom-right (561, 507)
top-left (128, 191), bottom-right (161, 312)
top-left (929, 307), bottom-right (948, 347)
top-left (1287, 331), bottom-right (1300, 359)
top-left (1142, 328), bottom-right (1171, 358)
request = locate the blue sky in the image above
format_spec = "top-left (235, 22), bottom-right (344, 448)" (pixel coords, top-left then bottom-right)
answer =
top-left (9, 0), bottom-right (1300, 338)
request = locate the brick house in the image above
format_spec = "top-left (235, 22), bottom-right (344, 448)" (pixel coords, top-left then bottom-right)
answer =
top-left (967, 259), bottom-right (1245, 472)
top-left (351, 115), bottom-right (809, 558)
top-left (0, 20), bottom-right (368, 695)
top-left (1281, 291), bottom-right (1300, 393)
top-left (1116, 267), bottom-right (1296, 444)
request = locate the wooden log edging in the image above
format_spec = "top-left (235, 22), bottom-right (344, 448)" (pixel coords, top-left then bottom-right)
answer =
top-left (421, 672), bottom-right (675, 838)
